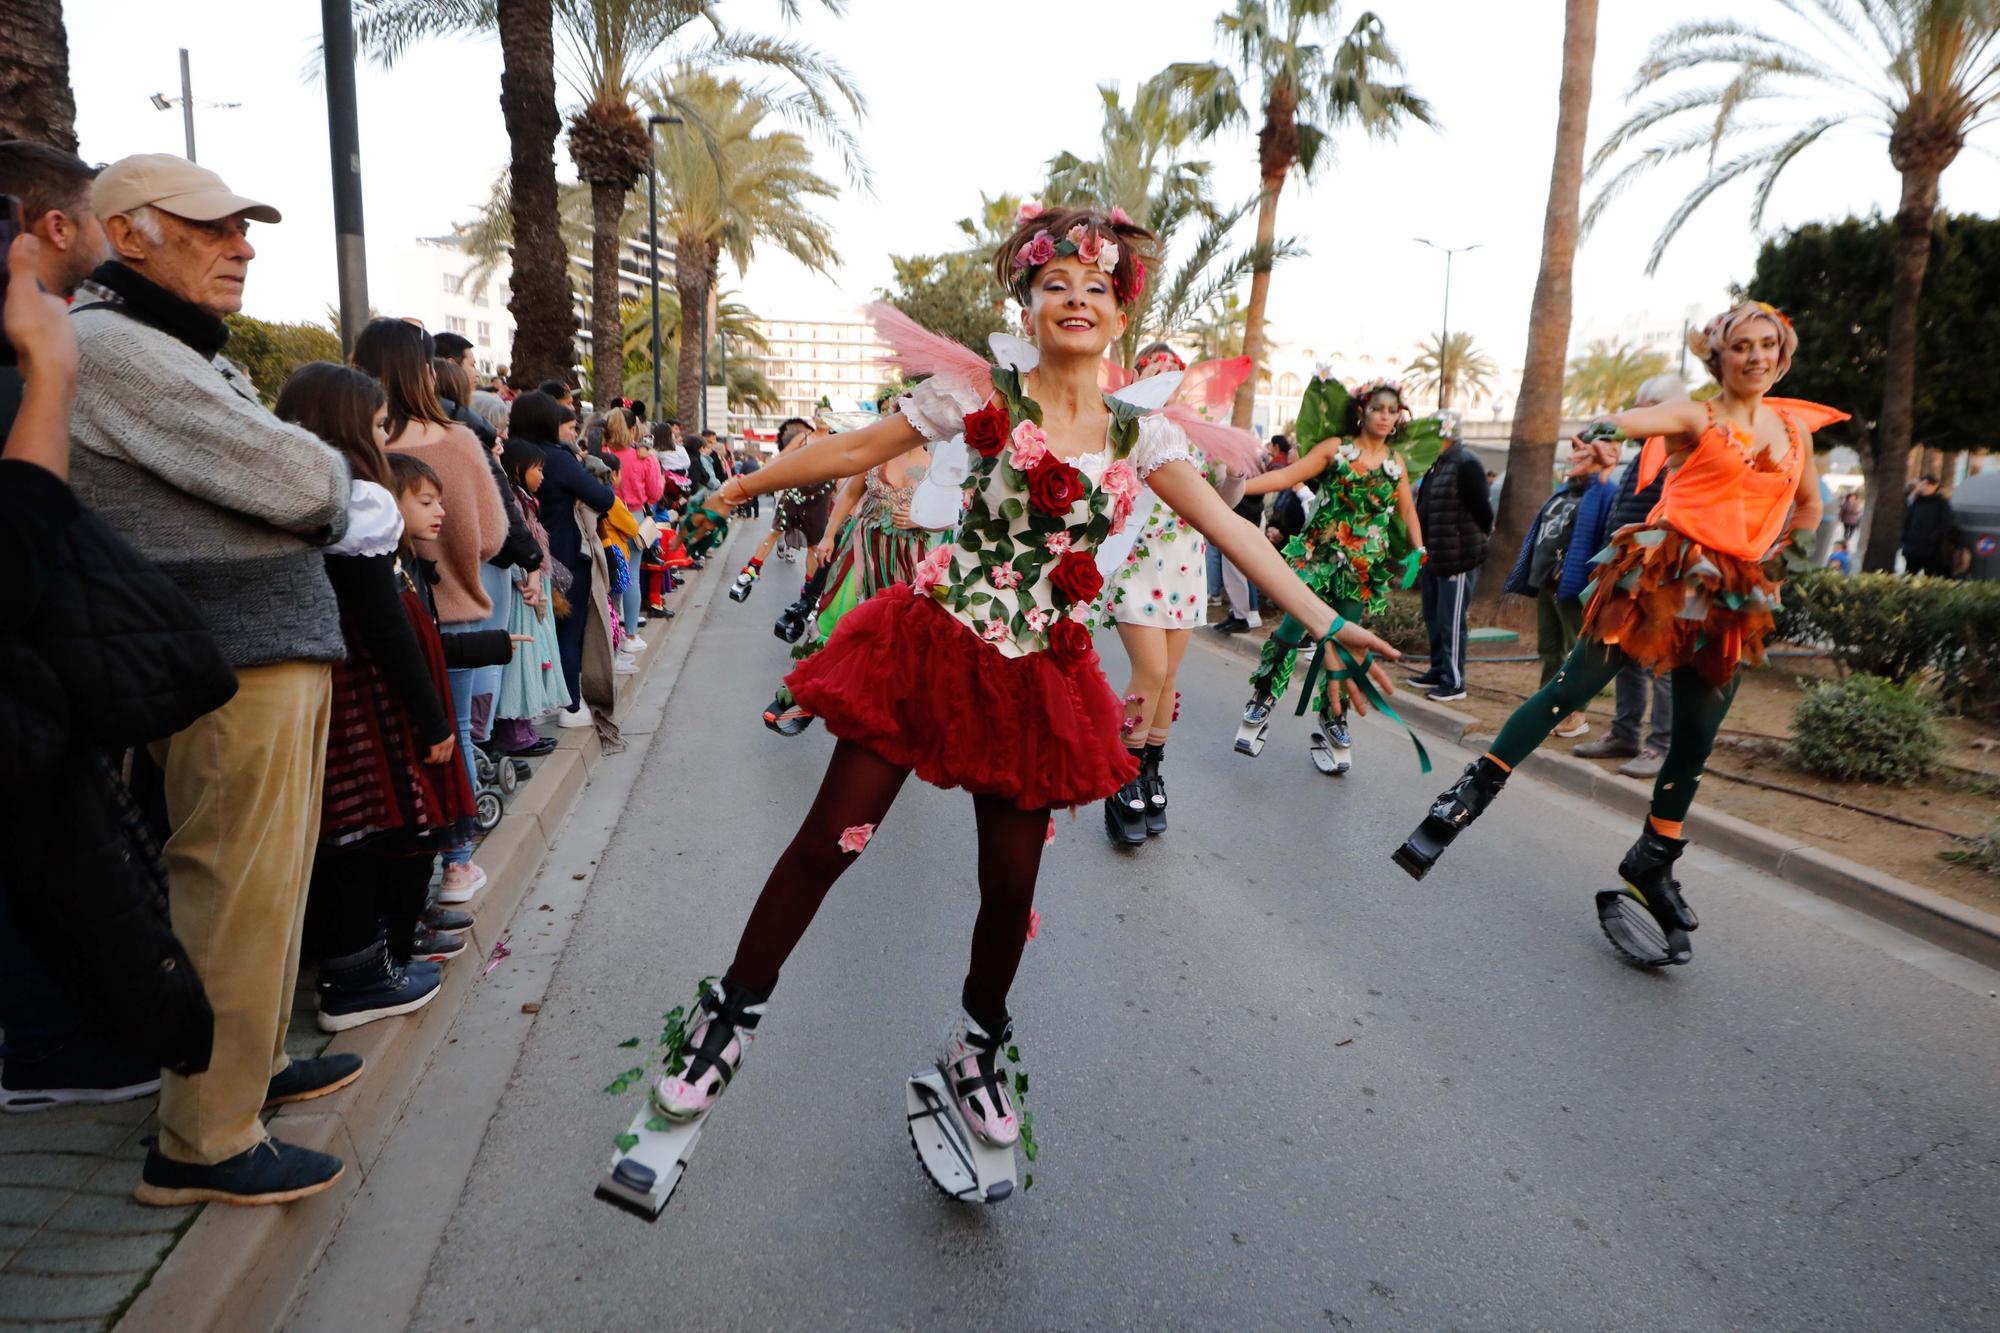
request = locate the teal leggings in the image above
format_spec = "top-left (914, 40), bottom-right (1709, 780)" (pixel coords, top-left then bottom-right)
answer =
top-left (1489, 636), bottom-right (1739, 825)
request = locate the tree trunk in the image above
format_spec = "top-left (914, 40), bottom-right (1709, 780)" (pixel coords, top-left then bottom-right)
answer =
top-left (0, 0), bottom-right (78, 150)
top-left (497, 0), bottom-right (575, 388)
top-left (673, 232), bottom-right (711, 426)
top-left (587, 178), bottom-right (626, 408)
top-left (1862, 162), bottom-right (1943, 571)
top-left (1231, 176), bottom-right (1283, 430)
top-left (1473, 0), bottom-right (1598, 614)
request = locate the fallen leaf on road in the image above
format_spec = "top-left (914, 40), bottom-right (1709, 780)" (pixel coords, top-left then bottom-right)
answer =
top-left (521, 1003), bottom-right (542, 1014)
top-left (484, 935), bottom-right (511, 976)
top-left (1335, 1038), bottom-right (1354, 1047)
top-left (572, 873), bottom-right (586, 880)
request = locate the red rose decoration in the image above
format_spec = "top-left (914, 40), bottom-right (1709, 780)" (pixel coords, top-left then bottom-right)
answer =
top-left (1026, 456), bottom-right (1087, 515)
top-left (963, 402), bottom-right (1010, 459)
top-left (1048, 548), bottom-right (1104, 606)
top-left (1047, 617), bottom-right (1092, 665)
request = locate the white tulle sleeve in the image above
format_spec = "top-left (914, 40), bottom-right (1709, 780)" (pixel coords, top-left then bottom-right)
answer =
top-left (1129, 413), bottom-right (1196, 481)
top-left (897, 372), bottom-right (986, 444)
top-left (325, 479), bottom-right (405, 557)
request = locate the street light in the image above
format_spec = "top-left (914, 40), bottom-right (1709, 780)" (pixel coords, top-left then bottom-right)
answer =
top-left (149, 48), bottom-right (239, 162)
top-left (646, 113), bottom-right (683, 423)
top-left (321, 2), bottom-right (369, 359)
top-left (1415, 237), bottom-right (1482, 410)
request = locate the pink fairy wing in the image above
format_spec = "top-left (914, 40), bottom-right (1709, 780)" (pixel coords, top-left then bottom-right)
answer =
top-left (1160, 404), bottom-right (1263, 477)
top-left (861, 302), bottom-right (993, 402)
top-left (1100, 359), bottom-right (1135, 392)
top-left (1178, 356), bottom-right (1253, 414)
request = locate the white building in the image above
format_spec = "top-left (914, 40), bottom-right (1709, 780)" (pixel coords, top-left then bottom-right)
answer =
top-left (740, 317), bottom-right (895, 434)
top-left (375, 232), bottom-right (675, 389)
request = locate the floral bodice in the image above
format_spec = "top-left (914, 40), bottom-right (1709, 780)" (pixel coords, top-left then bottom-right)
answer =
top-left (1285, 440), bottom-right (1405, 615)
top-left (898, 369), bottom-right (1195, 660)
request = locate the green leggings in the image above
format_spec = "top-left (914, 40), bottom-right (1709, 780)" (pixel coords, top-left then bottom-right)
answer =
top-left (1251, 597), bottom-right (1365, 718)
top-left (1489, 635), bottom-right (1739, 825)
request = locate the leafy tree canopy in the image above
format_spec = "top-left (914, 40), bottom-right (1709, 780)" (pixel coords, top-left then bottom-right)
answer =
top-left (1748, 213), bottom-right (2000, 456)
top-left (880, 250), bottom-right (1007, 356)
top-left (224, 315), bottom-right (344, 405)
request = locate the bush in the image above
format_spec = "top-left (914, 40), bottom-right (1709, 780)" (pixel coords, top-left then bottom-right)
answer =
top-left (1933, 580), bottom-right (2000, 720)
top-left (1372, 590), bottom-right (1429, 656)
top-left (1941, 828), bottom-right (2000, 877)
top-left (1786, 572), bottom-right (1956, 684)
top-left (1790, 673), bottom-right (1944, 784)
top-left (1771, 570), bottom-right (1825, 646)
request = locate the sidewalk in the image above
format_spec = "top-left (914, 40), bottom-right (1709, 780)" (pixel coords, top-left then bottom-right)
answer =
top-left (0, 538), bottom-right (733, 1333)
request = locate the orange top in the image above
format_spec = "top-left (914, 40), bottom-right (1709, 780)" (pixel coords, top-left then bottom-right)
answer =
top-left (1634, 398), bottom-right (1847, 561)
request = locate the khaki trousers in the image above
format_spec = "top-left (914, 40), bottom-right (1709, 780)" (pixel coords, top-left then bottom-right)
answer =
top-left (152, 661), bottom-right (331, 1165)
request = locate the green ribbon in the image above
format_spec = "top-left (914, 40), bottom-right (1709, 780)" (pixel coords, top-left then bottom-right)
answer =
top-left (1292, 639), bottom-right (1432, 775)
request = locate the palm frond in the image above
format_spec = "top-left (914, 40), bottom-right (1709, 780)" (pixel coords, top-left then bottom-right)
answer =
top-left (1748, 113), bottom-right (1849, 226)
top-left (352, 0), bottom-right (496, 68)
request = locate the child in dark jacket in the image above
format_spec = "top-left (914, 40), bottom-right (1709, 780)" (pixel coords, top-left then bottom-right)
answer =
top-left (277, 365), bottom-right (515, 1034)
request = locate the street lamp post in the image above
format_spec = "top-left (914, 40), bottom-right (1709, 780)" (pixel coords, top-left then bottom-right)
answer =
top-left (1415, 238), bottom-right (1482, 410)
top-left (320, 3), bottom-right (370, 359)
top-left (646, 113), bottom-right (682, 421)
top-left (149, 48), bottom-right (239, 162)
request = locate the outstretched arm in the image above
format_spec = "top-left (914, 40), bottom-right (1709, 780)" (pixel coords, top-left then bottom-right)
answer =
top-left (713, 417), bottom-right (924, 509)
top-left (1590, 399), bottom-right (1706, 443)
top-left (1244, 439), bottom-right (1333, 495)
top-left (1148, 458), bottom-right (1401, 715)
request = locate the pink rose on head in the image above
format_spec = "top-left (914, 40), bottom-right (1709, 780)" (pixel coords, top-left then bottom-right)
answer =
top-left (911, 544), bottom-right (952, 594)
top-left (988, 562), bottom-right (1023, 590)
top-left (1016, 230), bottom-right (1056, 269)
top-left (1014, 200), bottom-right (1045, 226)
top-left (1008, 420), bottom-right (1048, 471)
top-left (1110, 206), bottom-right (1134, 227)
top-left (1096, 241), bottom-right (1120, 274)
top-left (1073, 229), bottom-right (1104, 265)
top-left (1043, 531), bottom-right (1071, 556)
top-left (837, 823), bottom-right (874, 854)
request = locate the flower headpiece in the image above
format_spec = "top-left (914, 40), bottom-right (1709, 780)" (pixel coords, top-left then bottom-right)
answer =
top-left (1136, 347), bottom-right (1186, 374)
top-left (1352, 377), bottom-right (1407, 404)
top-left (1008, 206), bottom-right (1143, 303)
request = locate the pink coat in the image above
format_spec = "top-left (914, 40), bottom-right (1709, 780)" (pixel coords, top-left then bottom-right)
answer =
top-left (609, 445), bottom-right (664, 513)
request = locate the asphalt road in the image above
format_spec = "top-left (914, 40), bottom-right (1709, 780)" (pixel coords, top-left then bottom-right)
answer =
top-left (315, 539), bottom-right (2000, 1332)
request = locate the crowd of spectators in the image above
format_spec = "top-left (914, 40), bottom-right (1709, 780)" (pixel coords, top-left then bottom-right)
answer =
top-left (0, 145), bottom-right (721, 1209)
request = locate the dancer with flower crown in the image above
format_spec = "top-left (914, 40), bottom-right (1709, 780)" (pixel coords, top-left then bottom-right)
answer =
top-left (1393, 302), bottom-right (1844, 969)
top-left (1234, 376), bottom-right (1424, 775)
top-left (618, 205), bottom-right (1400, 1206)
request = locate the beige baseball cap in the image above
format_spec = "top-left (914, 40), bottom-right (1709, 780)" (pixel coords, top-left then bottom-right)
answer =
top-left (92, 153), bottom-right (282, 224)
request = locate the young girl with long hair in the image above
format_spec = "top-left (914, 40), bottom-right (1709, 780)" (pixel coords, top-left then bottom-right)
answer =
top-left (1235, 377), bottom-right (1423, 775)
top-left (277, 363), bottom-right (471, 1029)
top-left (491, 438), bottom-right (574, 747)
top-left (353, 319), bottom-right (509, 904)
top-left (1394, 301), bottom-right (1841, 968)
top-left (657, 206), bottom-right (1400, 1154)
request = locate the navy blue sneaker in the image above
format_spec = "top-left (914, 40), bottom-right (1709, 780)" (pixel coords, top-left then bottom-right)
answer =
top-left (265, 1053), bottom-right (365, 1109)
top-left (0, 1042), bottom-right (159, 1114)
top-left (134, 1137), bottom-right (344, 1207)
top-left (315, 942), bottom-right (441, 1033)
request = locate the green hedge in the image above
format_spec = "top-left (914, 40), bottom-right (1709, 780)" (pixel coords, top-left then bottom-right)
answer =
top-left (1781, 572), bottom-right (2000, 718)
top-left (1790, 673), bottom-right (1945, 784)
top-left (1373, 590), bottom-right (1430, 656)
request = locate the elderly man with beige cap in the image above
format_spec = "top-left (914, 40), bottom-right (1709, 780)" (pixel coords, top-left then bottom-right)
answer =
top-left (67, 154), bottom-right (363, 1207)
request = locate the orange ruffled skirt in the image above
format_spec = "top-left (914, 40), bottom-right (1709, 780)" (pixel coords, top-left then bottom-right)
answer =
top-left (785, 584), bottom-right (1138, 811)
top-left (1581, 524), bottom-right (1781, 688)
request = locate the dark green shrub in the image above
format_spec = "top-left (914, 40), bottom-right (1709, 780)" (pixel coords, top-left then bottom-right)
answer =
top-left (1932, 580), bottom-right (2000, 720)
top-left (1790, 673), bottom-right (1944, 784)
top-left (1771, 570), bottom-right (1825, 645)
top-left (1372, 591), bottom-right (1429, 656)
top-left (1941, 829), bottom-right (2000, 877)
top-left (1785, 572), bottom-right (1956, 684)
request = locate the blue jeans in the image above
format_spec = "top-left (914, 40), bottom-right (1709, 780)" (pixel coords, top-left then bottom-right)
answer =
top-left (441, 656), bottom-right (479, 867)
top-left (470, 564), bottom-right (512, 744)
top-left (1206, 541), bottom-right (1225, 600)
top-left (619, 538), bottom-right (642, 636)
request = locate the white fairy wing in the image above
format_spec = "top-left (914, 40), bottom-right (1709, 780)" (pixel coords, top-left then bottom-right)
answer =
top-left (1092, 484), bottom-right (1156, 579)
top-left (909, 435), bottom-right (970, 530)
top-left (1107, 371), bottom-right (1184, 413)
top-left (987, 332), bottom-right (1040, 375)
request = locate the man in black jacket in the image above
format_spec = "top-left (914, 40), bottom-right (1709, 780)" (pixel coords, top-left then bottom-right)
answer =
top-left (1411, 430), bottom-right (1493, 701)
top-left (1901, 476), bottom-right (1960, 577)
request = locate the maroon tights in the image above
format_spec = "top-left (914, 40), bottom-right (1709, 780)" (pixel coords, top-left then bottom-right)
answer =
top-left (726, 739), bottom-right (1050, 1031)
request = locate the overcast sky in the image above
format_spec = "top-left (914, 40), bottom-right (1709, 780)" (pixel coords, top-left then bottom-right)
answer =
top-left (63, 0), bottom-right (2000, 369)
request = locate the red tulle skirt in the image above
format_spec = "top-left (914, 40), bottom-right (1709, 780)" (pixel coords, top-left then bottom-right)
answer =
top-left (785, 584), bottom-right (1138, 811)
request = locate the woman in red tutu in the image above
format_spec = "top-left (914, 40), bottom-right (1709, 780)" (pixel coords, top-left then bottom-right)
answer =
top-left (1393, 301), bottom-right (1844, 969)
top-left (656, 206), bottom-right (1400, 1148)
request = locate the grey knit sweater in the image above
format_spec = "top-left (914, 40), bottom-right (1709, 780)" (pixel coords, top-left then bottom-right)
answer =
top-left (67, 289), bottom-right (351, 668)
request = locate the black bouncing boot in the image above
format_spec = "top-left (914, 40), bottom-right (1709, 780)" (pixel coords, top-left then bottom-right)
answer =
top-left (1141, 743), bottom-right (1168, 835)
top-left (1597, 826), bottom-right (1697, 966)
top-left (773, 598), bottom-right (811, 643)
top-left (1103, 754), bottom-right (1149, 847)
top-left (1392, 756), bottom-right (1509, 881)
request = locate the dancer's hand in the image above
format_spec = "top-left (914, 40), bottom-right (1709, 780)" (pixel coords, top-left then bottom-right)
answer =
top-left (1320, 620), bottom-right (1399, 718)
top-left (890, 501), bottom-right (917, 530)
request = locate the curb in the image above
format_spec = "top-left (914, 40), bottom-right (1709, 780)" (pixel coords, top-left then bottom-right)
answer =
top-left (1195, 625), bottom-right (2000, 970)
top-left (113, 533), bottom-right (739, 1333)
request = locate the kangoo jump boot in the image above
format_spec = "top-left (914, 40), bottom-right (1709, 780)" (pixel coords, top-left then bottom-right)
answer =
top-left (1392, 756), bottom-right (1509, 881)
top-left (1597, 825), bottom-right (1697, 966)
top-left (1103, 759), bottom-right (1149, 846)
top-left (1140, 743), bottom-right (1168, 835)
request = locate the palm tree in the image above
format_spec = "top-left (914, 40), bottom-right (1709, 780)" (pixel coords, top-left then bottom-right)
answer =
top-left (1477, 0), bottom-right (1600, 613)
top-left (1562, 338), bottom-right (1671, 414)
top-left (0, 0), bottom-right (78, 149)
top-left (1406, 331), bottom-right (1498, 409)
top-left (643, 69), bottom-right (838, 431)
top-left (558, 0), bottom-right (864, 407)
top-left (1583, 1), bottom-right (2000, 572)
top-left (1164, 0), bottom-right (1433, 427)
top-left (356, 0), bottom-right (574, 385)
top-left (1046, 74), bottom-right (1298, 366)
